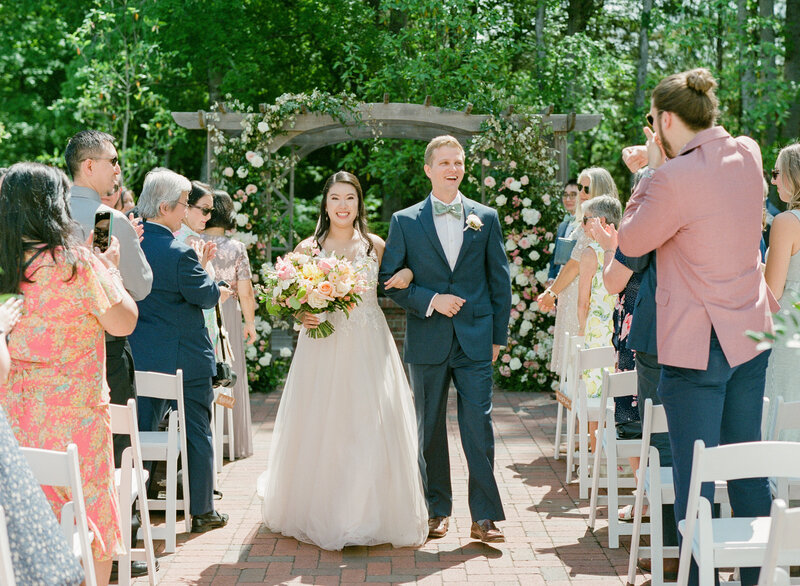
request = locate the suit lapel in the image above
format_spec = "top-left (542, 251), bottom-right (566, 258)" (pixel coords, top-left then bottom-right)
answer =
top-left (418, 197), bottom-right (451, 269)
top-left (453, 197), bottom-right (477, 272)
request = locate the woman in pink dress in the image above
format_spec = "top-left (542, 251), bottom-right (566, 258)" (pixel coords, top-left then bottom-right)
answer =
top-left (0, 162), bottom-right (139, 585)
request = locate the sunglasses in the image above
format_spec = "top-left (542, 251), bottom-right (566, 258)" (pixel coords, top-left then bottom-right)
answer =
top-left (578, 184), bottom-right (590, 193)
top-left (190, 204), bottom-right (213, 216)
top-left (646, 113), bottom-right (654, 128)
top-left (84, 156), bottom-right (119, 167)
top-left (771, 169), bottom-right (780, 180)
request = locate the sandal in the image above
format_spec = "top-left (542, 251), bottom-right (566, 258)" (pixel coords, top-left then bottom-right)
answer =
top-left (618, 504), bottom-right (648, 522)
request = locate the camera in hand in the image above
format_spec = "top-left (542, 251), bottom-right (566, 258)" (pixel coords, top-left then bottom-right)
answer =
top-left (93, 210), bottom-right (113, 253)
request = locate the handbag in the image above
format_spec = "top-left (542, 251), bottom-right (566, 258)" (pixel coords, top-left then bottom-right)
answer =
top-left (553, 237), bottom-right (577, 266)
top-left (212, 304), bottom-right (238, 393)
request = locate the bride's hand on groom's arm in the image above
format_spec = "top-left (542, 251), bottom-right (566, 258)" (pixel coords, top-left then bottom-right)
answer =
top-left (431, 294), bottom-right (465, 318)
top-left (384, 268), bottom-right (414, 290)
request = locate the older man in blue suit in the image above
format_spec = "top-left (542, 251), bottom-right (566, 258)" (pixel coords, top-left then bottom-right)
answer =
top-left (379, 135), bottom-right (512, 542)
top-left (129, 168), bottom-right (229, 533)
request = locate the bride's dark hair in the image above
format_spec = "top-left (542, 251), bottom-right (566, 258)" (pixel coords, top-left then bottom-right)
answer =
top-left (314, 170), bottom-right (373, 257)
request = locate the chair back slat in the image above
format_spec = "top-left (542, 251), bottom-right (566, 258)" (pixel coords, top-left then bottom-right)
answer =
top-left (693, 440), bottom-right (800, 484)
top-left (576, 345), bottom-right (616, 371)
top-left (604, 369), bottom-right (638, 399)
top-left (134, 369), bottom-right (183, 402)
top-left (770, 396), bottom-right (800, 441)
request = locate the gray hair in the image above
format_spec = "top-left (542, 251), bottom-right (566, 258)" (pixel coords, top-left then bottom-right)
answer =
top-left (583, 195), bottom-right (623, 228)
top-left (138, 167), bottom-right (191, 220)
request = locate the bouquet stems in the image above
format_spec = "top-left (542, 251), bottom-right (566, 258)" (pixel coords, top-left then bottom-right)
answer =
top-left (306, 320), bottom-right (335, 338)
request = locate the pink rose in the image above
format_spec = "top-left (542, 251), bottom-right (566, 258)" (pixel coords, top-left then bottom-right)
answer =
top-left (245, 184), bottom-right (258, 195)
top-left (518, 237), bottom-right (531, 249)
top-left (509, 161), bottom-right (517, 169)
top-left (316, 281), bottom-right (335, 299)
top-left (501, 354), bottom-right (511, 363)
top-left (504, 177), bottom-right (515, 188)
top-left (504, 215), bottom-right (513, 224)
top-left (520, 175), bottom-right (529, 185)
top-left (484, 176), bottom-right (496, 188)
top-left (317, 257), bottom-right (335, 274)
top-left (510, 309), bottom-right (520, 319)
top-left (222, 167), bottom-right (234, 178)
top-left (499, 366), bottom-right (511, 377)
top-left (516, 301), bottom-right (526, 311)
top-left (513, 256), bottom-right (522, 266)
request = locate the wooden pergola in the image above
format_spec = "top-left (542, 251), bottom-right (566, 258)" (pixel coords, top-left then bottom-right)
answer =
top-left (172, 99), bottom-right (601, 257)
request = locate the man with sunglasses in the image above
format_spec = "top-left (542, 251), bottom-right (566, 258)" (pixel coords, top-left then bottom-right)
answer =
top-left (66, 129), bottom-right (155, 580)
top-left (617, 69), bottom-right (776, 586)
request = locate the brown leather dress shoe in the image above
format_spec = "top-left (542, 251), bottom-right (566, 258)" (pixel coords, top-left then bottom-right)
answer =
top-left (470, 519), bottom-right (505, 543)
top-left (637, 557), bottom-right (679, 578)
top-left (427, 516), bottom-right (448, 538)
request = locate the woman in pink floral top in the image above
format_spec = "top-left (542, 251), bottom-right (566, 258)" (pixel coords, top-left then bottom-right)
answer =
top-left (0, 163), bottom-right (139, 586)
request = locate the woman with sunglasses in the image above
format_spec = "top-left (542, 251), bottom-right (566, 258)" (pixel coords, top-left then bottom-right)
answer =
top-left (176, 180), bottom-right (223, 352)
top-left (540, 167), bottom-right (620, 376)
top-left (764, 143), bottom-right (800, 439)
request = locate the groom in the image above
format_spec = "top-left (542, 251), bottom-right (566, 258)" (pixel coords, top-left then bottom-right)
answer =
top-left (379, 135), bottom-right (512, 542)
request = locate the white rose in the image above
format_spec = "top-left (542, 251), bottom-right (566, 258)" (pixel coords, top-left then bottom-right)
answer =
top-left (522, 197), bottom-right (532, 207)
top-left (250, 154), bottom-right (264, 168)
top-left (245, 345), bottom-right (257, 360)
top-left (515, 273), bottom-right (529, 286)
top-left (509, 263), bottom-right (520, 278)
top-left (495, 195), bottom-right (507, 206)
top-left (505, 238), bottom-right (517, 252)
top-left (257, 121), bottom-right (269, 133)
top-left (306, 289), bottom-right (329, 309)
top-left (508, 180), bottom-right (522, 192)
top-left (548, 242), bottom-right (555, 253)
top-left (233, 200), bottom-right (243, 212)
top-left (258, 353), bottom-right (272, 366)
top-left (335, 279), bottom-right (352, 297)
top-left (519, 320), bottom-right (532, 335)
top-left (222, 167), bottom-right (234, 178)
top-left (522, 208), bottom-right (541, 226)
top-left (235, 213), bottom-right (248, 227)
top-left (528, 250), bottom-right (540, 261)
top-left (236, 166), bottom-right (249, 178)
top-left (542, 194), bottom-right (551, 205)
top-left (509, 357), bottom-right (522, 371)
top-left (511, 293), bottom-right (521, 305)
top-left (279, 347), bottom-right (292, 358)
top-left (523, 311), bottom-right (535, 321)
top-left (535, 269), bottom-right (549, 284)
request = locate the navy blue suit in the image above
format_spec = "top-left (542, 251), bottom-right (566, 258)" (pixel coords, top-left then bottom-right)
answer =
top-left (379, 195), bottom-right (511, 521)
top-left (129, 221), bottom-right (220, 516)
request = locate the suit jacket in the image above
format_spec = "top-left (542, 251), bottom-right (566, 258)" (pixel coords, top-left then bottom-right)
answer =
top-left (618, 126), bottom-right (776, 369)
top-left (379, 195), bottom-right (512, 364)
top-left (619, 250), bottom-right (658, 356)
top-left (128, 221), bottom-right (220, 381)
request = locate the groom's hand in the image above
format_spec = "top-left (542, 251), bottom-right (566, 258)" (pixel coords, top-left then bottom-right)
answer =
top-left (431, 294), bottom-right (465, 318)
top-left (492, 344), bottom-right (502, 363)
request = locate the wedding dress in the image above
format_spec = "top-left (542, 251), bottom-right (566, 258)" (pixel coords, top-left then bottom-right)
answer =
top-left (256, 239), bottom-right (428, 550)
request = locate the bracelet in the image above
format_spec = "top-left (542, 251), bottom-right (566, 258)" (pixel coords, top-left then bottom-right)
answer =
top-left (544, 288), bottom-right (557, 299)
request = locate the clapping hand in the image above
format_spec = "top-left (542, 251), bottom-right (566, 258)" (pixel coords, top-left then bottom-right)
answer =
top-left (190, 239), bottom-right (217, 270)
top-left (644, 127), bottom-right (667, 169)
top-left (128, 213), bottom-right (144, 242)
top-left (585, 217), bottom-right (618, 252)
top-left (622, 145), bottom-right (648, 173)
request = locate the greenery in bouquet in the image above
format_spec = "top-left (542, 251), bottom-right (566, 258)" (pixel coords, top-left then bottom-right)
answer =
top-left (259, 248), bottom-right (370, 339)
top-left (467, 113), bottom-right (563, 392)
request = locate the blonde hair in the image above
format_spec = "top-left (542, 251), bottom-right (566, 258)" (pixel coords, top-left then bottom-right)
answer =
top-left (777, 143), bottom-right (800, 211)
top-left (575, 167), bottom-right (619, 223)
top-left (652, 68), bottom-right (719, 131)
top-left (424, 135), bottom-right (465, 166)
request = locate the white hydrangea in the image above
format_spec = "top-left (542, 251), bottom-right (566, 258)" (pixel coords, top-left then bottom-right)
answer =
top-left (245, 345), bottom-right (258, 361)
top-left (254, 316), bottom-right (272, 335)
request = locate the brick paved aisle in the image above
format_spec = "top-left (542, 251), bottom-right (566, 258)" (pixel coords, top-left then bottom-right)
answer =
top-left (135, 391), bottom-right (652, 585)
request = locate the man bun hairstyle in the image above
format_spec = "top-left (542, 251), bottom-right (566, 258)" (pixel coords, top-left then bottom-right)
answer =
top-left (652, 68), bottom-right (719, 131)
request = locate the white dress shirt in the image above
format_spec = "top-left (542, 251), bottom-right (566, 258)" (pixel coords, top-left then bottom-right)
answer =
top-left (425, 192), bottom-right (464, 317)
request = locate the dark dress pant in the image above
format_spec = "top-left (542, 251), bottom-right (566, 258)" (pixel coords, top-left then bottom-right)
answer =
top-left (408, 336), bottom-right (504, 522)
top-left (106, 338), bottom-right (137, 468)
top-left (658, 331), bottom-right (771, 586)
top-left (137, 376), bottom-right (215, 517)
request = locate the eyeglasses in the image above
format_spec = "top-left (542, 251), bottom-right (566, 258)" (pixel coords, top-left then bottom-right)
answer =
top-left (772, 169), bottom-right (780, 180)
top-left (174, 200), bottom-right (189, 209)
top-left (582, 215), bottom-right (596, 225)
top-left (563, 192), bottom-right (578, 199)
top-left (83, 156), bottom-right (119, 167)
top-left (578, 184), bottom-right (590, 193)
top-left (646, 113), bottom-right (654, 128)
top-left (190, 204), bottom-right (213, 216)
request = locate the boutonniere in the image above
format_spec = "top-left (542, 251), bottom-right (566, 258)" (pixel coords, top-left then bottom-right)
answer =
top-left (464, 213), bottom-right (483, 232)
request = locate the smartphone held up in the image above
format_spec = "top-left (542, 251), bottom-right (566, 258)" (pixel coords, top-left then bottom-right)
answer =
top-left (93, 211), bottom-right (113, 253)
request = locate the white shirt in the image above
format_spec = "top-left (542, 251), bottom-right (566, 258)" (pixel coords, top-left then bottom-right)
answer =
top-left (425, 192), bottom-right (464, 317)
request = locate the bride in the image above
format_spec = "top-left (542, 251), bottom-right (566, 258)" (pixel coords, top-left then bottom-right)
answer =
top-left (257, 170), bottom-right (428, 550)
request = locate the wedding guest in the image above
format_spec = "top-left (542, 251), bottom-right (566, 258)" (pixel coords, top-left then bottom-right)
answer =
top-left (122, 188), bottom-right (136, 214)
top-left (0, 162), bottom-right (139, 586)
top-left (66, 130), bottom-right (153, 475)
top-left (539, 167), bottom-right (619, 376)
top-left (0, 297), bottom-right (23, 384)
top-left (547, 178), bottom-right (580, 282)
top-left (128, 168), bottom-right (229, 533)
top-left (764, 143), bottom-right (800, 439)
top-left (617, 68), bottom-right (775, 586)
top-left (202, 189), bottom-right (257, 459)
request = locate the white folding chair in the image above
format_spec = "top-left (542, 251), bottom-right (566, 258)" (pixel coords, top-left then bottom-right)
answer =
top-left (0, 506), bottom-right (15, 586)
top-left (757, 499), bottom-right (800, 586)
top-left (110, 399), bottom-right (158, 585)
top-left (565, 343), bottom-right (616, 499)
top-left (20, 444), bottom-right (96, 586)
top-left (588, 368), bottom-right (640, 548)
top-left (768, 396), bottom-right (800, 501)
top-left (676, 440), bottom-right (800, 586)
top-left (135, 369), bottom-right (190, 553)
top-left (553, 334), bottom-right (582, 460)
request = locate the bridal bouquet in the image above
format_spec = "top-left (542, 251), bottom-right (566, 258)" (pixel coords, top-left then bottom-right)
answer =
top-left (261, 246), bottom-right (369, 338)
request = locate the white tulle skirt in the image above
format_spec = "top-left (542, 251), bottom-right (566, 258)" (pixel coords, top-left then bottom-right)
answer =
top-left (256, 305), bottom-right (428, 550)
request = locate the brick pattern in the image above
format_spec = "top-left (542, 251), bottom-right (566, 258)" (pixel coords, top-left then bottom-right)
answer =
top-left (133, 391), bottom-right (655, 585)
top-left (379, 296), bottom-right (406, 356)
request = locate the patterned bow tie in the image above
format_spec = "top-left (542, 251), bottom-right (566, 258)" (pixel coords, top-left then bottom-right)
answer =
top-left (432, 200), bottom-right (463, 218)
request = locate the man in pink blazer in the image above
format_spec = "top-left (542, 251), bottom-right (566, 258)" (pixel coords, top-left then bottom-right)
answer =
top-left (618, 68), bottom-right (775, 586)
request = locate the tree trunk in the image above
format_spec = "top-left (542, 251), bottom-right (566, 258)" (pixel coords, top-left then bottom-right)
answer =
top-left (738, 0), bottom-right (756, 135)
top-left (634, 0), bottom-right (653, 114)
top-left (567, 0), bottom-right (602, 35)
top-left (535, 0), bottom-right (546, 61)
top-left (760, 0), bottom-right (776, 143)
top-left (784, 0), bottom-right (800, 139)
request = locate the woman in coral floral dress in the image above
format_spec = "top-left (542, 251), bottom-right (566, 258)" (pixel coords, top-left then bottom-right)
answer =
top-left (0, 163), bottom-right (139, 586)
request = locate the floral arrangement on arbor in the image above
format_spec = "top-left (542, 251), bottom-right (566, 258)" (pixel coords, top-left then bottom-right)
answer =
top-left (205, 91), bottom-right (367, 392)
top-left (467, 114), bottom-right (563, 392)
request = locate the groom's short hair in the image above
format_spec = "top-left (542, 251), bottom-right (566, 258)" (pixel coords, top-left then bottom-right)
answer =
top-left (424, 135), bottom-right (464, 166)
